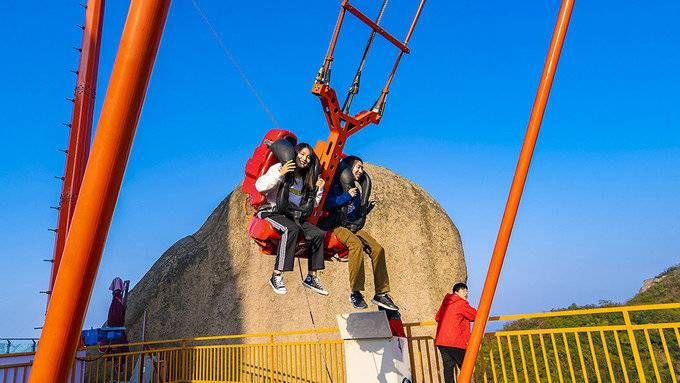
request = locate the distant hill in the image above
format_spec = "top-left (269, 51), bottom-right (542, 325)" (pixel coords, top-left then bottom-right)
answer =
top-left (503, 264), bottom-right (680, 331)
top-left (495, 265), bottom-right (680, 383)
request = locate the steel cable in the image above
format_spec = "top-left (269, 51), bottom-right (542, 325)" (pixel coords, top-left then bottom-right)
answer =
top-left (190, 0), bottom-right (281, 127)
top-left (342, 0), bottom-right (390, 113)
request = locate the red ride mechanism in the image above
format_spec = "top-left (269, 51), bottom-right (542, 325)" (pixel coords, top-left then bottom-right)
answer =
top-left (242, 1), bottom-right (426, 262)
top-left (242, 129), bottom-right (349, 260)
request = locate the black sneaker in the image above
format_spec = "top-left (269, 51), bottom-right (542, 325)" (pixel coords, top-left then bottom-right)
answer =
top-left (372, 293), bottom-right (399, 311)
top-left (302, 275), bottom-right (329, 296)
top-left (270, 273), bottom-right (287, 295)
top-left (350, 291), bottom-right (368, 309)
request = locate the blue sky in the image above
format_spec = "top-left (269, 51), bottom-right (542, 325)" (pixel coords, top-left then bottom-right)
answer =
top-left (0, 0), bottom-right (678, 337)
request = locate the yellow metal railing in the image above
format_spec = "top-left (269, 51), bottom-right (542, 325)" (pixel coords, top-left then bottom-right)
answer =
top-left (78, 327), bottom-right (345, 383)
top-left (0, 361), bottom-right (32, 383)
top-left (0, 351), bottom-right (84, 383)
top-left (404, 302), bottom-right (680, 383)
top-left (3, 303), bottom-right (679, 382)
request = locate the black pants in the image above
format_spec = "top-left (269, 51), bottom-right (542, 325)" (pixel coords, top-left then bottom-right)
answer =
top-left (262, 213), bottom-right (325, 272)
top-left (438, 346), bottom-right (466, 383)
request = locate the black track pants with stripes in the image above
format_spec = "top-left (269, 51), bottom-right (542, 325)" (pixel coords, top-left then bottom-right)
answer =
top-left (261, 213), bottom-right (325, 272)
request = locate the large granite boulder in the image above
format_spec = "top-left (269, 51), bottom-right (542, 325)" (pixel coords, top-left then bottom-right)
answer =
top-left (126, 164), bottom-right (466, 340)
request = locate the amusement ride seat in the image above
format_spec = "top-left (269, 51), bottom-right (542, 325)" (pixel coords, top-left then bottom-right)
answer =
top-left (242, 129), bottom-right (348, 260)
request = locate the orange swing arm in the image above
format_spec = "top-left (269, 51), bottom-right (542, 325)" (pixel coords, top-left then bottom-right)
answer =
top-left (457, 0), bottom-right (575, 381)
top-left (310, 0), bottom-right (427, 224)
top-left (29, 0), bottom-right (171, 381)
top-left (48, 0), bottom-right (105, 308)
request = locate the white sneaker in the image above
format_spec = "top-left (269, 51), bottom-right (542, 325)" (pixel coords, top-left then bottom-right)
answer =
top-left (270, 273), bottom-right (287, 295)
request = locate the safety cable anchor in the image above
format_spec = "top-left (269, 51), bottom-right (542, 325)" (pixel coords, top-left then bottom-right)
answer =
top-left (54, 176), bottom-right (65, 181)
top-left (315, 66), bottom-right (325, 84)
top-left (65, 97), bottom-right (75, 103)
top-left (43, 259), bottom-right (54, 263)
top-left (316, 60), bottom-right (333, 85)
top-left (70, 70), bottom-right (79, 75)
top-left (50, 206), bottom-right (60, 210)
top-left (48, 228), bottom-right (58, 233)
top-left (58, 148), bottom-right (68, 155)
top-left (39, 290), bottom-right (52, 295)
top-left (73, 47), bottom-right (82, 53)
top-left (62, 122), bottom-right (72, 128)
top-left (371, 93), bottom-right (387, 115)
top-left (77, 24), bottom-right (85, 30)
top-left (342, 74), bottom-right (362, 113)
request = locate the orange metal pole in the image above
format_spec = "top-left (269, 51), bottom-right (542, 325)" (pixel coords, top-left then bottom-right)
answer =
top-left (456, 1), bottom-right (574, 382)
top-left (376, 0), bottom-right (426, 110)
top-left (48, 0), bottom-right (105, 305)
top-left (29, 0), bottom-right (170, 381)
top-left (319, 1), bottom-right (348, 79)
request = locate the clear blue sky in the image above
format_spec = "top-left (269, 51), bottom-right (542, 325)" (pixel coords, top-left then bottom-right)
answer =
top-left (0, 0), bottom-right (678, 337)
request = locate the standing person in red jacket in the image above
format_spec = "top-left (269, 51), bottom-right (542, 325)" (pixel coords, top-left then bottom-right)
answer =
top-left (435, 282), bottom-right (477, 383)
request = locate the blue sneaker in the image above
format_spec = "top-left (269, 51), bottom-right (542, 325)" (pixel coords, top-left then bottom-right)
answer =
top-left (350, 291), bottom-right (368, 309)
top-left (303, 275), bottom-right (329, 296)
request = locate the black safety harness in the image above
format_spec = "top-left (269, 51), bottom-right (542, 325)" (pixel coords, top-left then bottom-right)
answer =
top-left (265, 138), bottom-right (320, 221)
top-left (333, 156), bottom-right (373, 233)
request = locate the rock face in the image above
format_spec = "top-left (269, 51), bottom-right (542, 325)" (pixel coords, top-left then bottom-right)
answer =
top-left (638, 277), bottom-right (665, 295)
top-left (631, 265), bottom-right (680, 304)
top-left (125, 164), bottom-right (466, 341)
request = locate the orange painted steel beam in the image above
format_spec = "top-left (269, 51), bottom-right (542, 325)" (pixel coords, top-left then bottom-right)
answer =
top-left (317, 1), bottom-right (347, 84)
top-left (456, 1), bottom-right (574, 382)
top-left (376, 0), bottom-right (426, 108)
top-left (342, 2), bottom-right (410, 53)
top-left (48, 0), bottom-right (105, 306)
top-left (310, 0), bottom-right (426, 224)
top-left (29, 0), bottom-right (171, 381)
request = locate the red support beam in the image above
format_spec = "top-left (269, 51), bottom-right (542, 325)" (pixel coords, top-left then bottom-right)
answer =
top-left (319, 3), bottom-right (347, 79)
top-left (375, 0), bottom-right (426, 108)
top-left (29, 0), bottom-right (171, 381)
top-left (342, 2), bottom-right (410, 53)
top-left (456, 1), bottom-right (575, 382)
top-left (310, 0), bottom-right (427, 219)
top-left (48, 0), bottom-right (105, 306)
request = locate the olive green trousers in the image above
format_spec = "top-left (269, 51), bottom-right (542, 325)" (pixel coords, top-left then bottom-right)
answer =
top-left (333, 227), bottom-right (391, 294)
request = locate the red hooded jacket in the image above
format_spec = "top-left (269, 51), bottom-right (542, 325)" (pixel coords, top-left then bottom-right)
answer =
top-left (434, 294), bottom-right (477, 349)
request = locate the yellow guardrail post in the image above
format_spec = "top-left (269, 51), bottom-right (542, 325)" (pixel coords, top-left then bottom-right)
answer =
top-left (496, 336), bottom-right (508, 383)
top-left (599, 330), bottom-right (616, 382)
top-left (405, 325), bottom-right (418, 383)
top-left (659, 328), bottom-right (678, 383)
top-left (269, 334), bottom-right (275, 383)
top-left (643, 329), bottom-right (662, 382)
top-left (622, 308), bottom-right (647, 383)
top-left (182, 340), bottom-right (188, 381)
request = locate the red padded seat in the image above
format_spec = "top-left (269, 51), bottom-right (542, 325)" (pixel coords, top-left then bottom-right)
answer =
top-left (243, 129), bottom-right (348, 261)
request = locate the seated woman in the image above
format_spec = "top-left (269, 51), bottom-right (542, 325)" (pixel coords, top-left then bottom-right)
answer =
top-left (321, 156), bottom-right (398, 310)
top-left (255, 142), bottom-right (328, 296)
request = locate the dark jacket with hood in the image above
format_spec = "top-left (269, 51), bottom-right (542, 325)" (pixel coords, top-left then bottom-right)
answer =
top-left (320, 156), bottom-right (373, 232)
